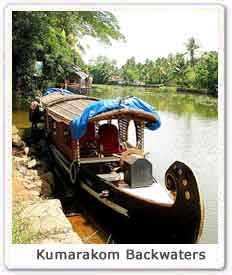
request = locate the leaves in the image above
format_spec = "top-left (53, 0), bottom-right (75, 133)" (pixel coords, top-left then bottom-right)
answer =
top-left (194, 51), bottom-right (218, 90)
top-left (13, 11), bottom-right (124, 92)
top-left (89, 56), bottom-right (119, 84)
top-left (121, 57), bottom-right (140, 82)
top-left (90, 44), bottom-right (218, 94)
top-left (185, 37), bottom-right (200, 67)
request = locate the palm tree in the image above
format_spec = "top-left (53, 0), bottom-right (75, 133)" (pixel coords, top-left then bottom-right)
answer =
top-left (171, 53), bottom-right (188, 87)
top-left (185, 37), bottom-right (199, 67)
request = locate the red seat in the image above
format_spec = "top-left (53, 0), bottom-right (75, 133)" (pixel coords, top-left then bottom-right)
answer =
top-left (98, 124), bottom-right (121, 155)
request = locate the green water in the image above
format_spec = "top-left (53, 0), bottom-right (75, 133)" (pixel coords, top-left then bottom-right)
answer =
top-left (91, 84), bottom-right (217, 118)
top-left (13, 85), bottom-right (220, 244)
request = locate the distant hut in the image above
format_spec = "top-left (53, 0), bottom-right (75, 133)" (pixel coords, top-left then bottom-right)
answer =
top-left (107, 75), bottom-right (125, 85)
top-left (57, 65), bottom-right (92, 95)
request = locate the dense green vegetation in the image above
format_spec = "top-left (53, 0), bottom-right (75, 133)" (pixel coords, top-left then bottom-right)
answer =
top-left (88, 56), bottom-right (119, 84)
top-left (13, 11), bottom-right (124, 92)
top-left (13, 12), bottom-right (217, 95)
top-left (89, 38), bottom-right (218, 93)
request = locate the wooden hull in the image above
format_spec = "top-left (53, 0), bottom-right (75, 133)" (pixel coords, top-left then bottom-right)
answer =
top-left (50, 145), bottom-right (204, 244)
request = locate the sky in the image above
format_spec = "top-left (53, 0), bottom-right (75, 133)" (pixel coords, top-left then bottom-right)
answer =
top-left (82, 6), bottom-right (221, 67)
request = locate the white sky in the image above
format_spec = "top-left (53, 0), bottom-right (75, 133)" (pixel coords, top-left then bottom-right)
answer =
top-left (82, 6), bottom-right (220, 67)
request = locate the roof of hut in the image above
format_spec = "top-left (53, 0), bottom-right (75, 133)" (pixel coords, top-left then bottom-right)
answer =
top-left (66, 66), bottom-right (89, 80)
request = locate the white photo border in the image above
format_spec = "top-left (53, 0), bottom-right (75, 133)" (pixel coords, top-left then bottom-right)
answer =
top-left (3, 2), bottom-right (225, 270)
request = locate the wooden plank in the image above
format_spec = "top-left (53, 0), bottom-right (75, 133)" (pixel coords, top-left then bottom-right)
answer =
top-left (55, 104), bottom-right (80, 116)
top-left (47, 109), bottom-right (71, 124)
top-left (61, 101), bottom-right (87, 114)
top-left (67, 100), bottom-right (92, 111)
top-left (50, 106), bottom-right (76, 120)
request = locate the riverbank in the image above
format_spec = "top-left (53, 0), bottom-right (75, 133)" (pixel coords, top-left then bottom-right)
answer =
top-left (93, 84), bottom-right (176, 93)
top-left (176, 87), bottom-right (217, 97)
top-left (100, 83), bottom-right (217, 96)
top-left (12, 125), bottom-right (83, 244)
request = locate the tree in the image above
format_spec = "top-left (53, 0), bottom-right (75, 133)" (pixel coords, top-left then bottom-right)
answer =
top-left (194, 51), bottom-right (218, 91)
top-left (141, 59), bottom-right (155, 84)
top-left (185, 37), bottom-right (200, 67)
top-left (12, 11), bottom-right (125, 92)
top-left (89, 56), bottom-right (118, 84)
top-left (121, 57), bottom-right (139, 82)
top-left (171, 53), bottom-right (189, 87)
top-left (153, 57), bottom-right (172, 84)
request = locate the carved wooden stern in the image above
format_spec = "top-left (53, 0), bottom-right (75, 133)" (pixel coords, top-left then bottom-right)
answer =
top-left (165, 161), bottom-right (204, 243)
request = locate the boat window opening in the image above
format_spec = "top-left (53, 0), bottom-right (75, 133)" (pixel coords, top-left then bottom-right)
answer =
top-left (111, 119), bottom-right (118, 127)
top-left (127, 121), bottom-right (137, 148)
top-left (98, 120), bottom-right (107, 126)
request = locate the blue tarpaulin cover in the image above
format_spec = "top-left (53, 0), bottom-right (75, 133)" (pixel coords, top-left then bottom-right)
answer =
top-left (44, 88), bottom-right (73, 96)
top-left (70, 96), bottom-right (161, 139)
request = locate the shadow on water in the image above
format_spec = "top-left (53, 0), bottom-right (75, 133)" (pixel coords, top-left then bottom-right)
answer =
top-left (53, 161), bottom-right (177, 244)
top-left (52, 165), bottom-right (116, 244)
top-left (54, 164), bottom-right (192, 244)
top-left (55, 174), bottom-right (167, 244)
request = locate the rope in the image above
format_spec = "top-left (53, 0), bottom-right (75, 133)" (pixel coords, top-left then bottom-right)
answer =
top-left (83, 230), bottom-right (98, 243)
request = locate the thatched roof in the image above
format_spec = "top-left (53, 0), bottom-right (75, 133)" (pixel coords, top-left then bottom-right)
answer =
top-left (41, 92), bottom-right (99, 123)
top-left (66, 66), bottom-right (89, 79)
top-left (41, 92), bottom-right (158, 125)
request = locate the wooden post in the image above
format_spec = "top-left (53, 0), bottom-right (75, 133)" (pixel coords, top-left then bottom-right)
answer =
top-left (140, 122), bottom-right (145, 151)
top-left (76, 140), bottom-right (80, 166)
top-left (135, 121), bottom-right (144, 151)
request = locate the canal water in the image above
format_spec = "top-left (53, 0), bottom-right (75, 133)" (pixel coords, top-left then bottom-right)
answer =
top-left (13, 85), bottom-right (220, 244)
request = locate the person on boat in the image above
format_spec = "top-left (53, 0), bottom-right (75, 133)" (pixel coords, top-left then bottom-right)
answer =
top-left (29, 96), bottom-right (43, 129)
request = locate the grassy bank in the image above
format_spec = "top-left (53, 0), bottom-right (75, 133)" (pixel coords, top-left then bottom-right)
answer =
top-left (12, 203), bottom-right (42, 244)
top-left (92, 84), bottom-right (177, 93)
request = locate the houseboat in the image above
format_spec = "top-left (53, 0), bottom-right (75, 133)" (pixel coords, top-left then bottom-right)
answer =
top-left (41, 89), bottom-right (204, 244)
top-left (56, 65), bottom-right (92, 95)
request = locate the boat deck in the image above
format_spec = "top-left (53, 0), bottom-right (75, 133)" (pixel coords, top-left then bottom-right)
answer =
top-left (121, 183), bottom-right (174, 205)
top-left (97, 171), bottom-right (174, 205)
